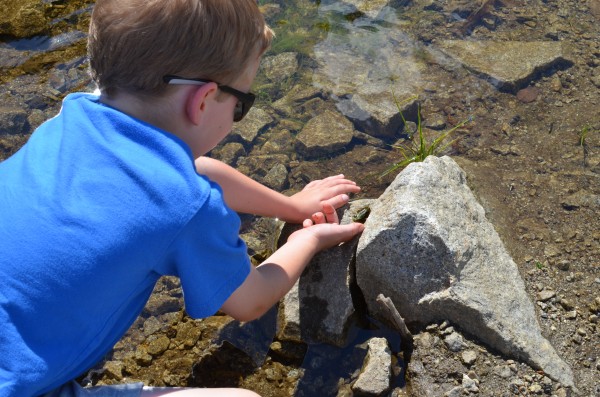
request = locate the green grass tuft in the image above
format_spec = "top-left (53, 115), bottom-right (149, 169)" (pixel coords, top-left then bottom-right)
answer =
top-left (380, 92), bottom-right (472, 178)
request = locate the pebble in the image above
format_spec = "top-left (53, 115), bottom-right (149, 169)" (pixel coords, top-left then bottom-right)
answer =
top-left (462, 373), bottom-right (479, 393)
top-left (516, 86), bottom-right (540, 103)
top-left (538, 289), bottom-right (556, 302)
top-left (495, 365), bottom-right (513, 379)
top-left (444, 332), bottom-right (465, 352)
top-left (461, 350), bottom-right (478, 366)
top-left (529, 383), bottom-right (543, 394)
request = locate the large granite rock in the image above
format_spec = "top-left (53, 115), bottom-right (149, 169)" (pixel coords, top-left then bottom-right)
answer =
top-left (355, 156), bottom-right (575, 389)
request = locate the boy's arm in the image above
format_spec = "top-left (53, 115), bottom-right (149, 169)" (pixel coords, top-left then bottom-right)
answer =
top-left (195, 156), bottom-right (360, 223)
top-left (220, 204), bottom-right (365, 321)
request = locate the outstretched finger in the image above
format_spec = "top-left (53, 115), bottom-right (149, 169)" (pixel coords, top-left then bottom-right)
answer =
top-left (322, 202), bottom-right (339, 224)
top-left (323, 193), bottom-right (351, 210)
top-left (312, 212), bottom-right (326, 224)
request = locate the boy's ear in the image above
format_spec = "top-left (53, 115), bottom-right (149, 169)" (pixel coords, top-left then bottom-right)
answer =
top-left (185, 83), bottom-right (218, 125)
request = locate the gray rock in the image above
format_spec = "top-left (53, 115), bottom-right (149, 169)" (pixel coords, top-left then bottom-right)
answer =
top-left (277, 200), bottom-right (375, 346)
top-left (537, 290), bottom-right (556, 302)
top-left (444, 332), bottom-right (465, 352)
top-left (462, 374), bottom-right (479, 393)
top-left (296, 110), bottom-right (354, 158)
top-left (437, 41), bottom-right (572, 92)
top-left (355, 156), bottom-right (575, 388)
top-left (560, 190), bottom-right (600, 210)
top-left (352, 337), bottom-right (392, 396)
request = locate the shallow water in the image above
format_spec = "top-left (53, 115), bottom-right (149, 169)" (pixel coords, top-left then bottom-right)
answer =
top-left (1, 0), bottom-right (599, 395)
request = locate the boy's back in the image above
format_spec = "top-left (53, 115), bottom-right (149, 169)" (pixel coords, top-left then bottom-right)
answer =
top-left (0, 93), bottom-right (251, 395)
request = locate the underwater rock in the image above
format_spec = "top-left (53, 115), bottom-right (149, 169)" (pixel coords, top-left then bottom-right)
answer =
top-left (261, 52), bottom-right (299, 82)
top-left (355, 156), bottom-right (575, 389)
top-left (230, 107), bottom-right (273, 145)
top-left (312, 23), bottom-right (421, 138)
top-left (0, 107), bottom-right (29, 135)
top-left (437, 40), bottom-right (573, 92)
top-left (296, 110), bottom-right (355, 158)
top-left (0, 1), bottom-right (47, 38)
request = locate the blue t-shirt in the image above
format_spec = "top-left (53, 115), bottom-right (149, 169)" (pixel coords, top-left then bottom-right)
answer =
top-left (0, 93), bottom-right (251, 397)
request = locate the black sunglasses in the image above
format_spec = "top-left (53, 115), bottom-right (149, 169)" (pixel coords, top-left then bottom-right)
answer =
top-left (163, 75), bottom-right (256, 122)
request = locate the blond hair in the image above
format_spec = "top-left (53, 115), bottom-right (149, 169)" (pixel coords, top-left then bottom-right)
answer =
top-left (88, 0), bottom-right (273, 97)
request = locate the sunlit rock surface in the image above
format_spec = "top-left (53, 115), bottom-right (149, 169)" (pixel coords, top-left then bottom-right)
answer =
top-left (356, 156), bottom-right (575, 388)
top-left (352, 337), bottom-right (392, 396)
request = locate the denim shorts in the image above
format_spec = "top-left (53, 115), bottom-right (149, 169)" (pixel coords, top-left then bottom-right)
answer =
top-left (41, 381), bottom-right (144, 397)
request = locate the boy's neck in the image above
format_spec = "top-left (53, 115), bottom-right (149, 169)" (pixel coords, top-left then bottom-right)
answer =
top-left (99, 91), bottom-right (184, 137)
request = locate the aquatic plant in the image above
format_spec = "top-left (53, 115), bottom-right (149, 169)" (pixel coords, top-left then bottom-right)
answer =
top-left (380, 93), bottom-right (473, 178)
top-left (578, 125), bottom-right (589, 167)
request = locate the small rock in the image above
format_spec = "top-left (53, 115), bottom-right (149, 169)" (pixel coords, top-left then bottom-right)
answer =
top-left (516, 86), bottom-right (540, 103)
top-left (462, 373), bottom-right (479, 393)
top-left (352, 338), bottom-right (392, 396)
top-left (529, 383), bottom-right (543, 394)
top-left (565, 310), bottom-right (577, 320)
top-left (461, 350), bottom-right (478, 366)
top-left (103, 360), bottom-right (124, 380)
top-left (494, 365), bottom-right (513, 379)
top-left (444, 332), bottom-right (465, 352)
top-left (538, 290), bottom-right (556, 302)
top-left (146, 335), bottom-right (170, 356)
top-left (556, 260), bottom-right (570, 271)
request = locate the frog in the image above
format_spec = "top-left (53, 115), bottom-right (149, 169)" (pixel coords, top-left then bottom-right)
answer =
top-left (352, 206), bottom-right (371, 224)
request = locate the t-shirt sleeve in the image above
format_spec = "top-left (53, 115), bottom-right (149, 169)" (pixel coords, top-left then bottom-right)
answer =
top-left (170, 182), bottom-right (251, 319)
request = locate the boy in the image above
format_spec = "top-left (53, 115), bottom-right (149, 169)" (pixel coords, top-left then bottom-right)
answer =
top-left (0, 0), bottom-right (364, 396)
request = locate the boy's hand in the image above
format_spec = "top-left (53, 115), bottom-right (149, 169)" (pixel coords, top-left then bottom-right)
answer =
top-left (288, 174), bottom-right (361, 221)
top-left (289, 202), bottom-right (365, 252)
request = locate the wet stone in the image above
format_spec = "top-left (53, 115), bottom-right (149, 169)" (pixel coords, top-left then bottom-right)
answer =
top-left (213, 142), bottom-right (246, 166)
top-left (516, 86), bottom-right (540, 103)
top-left (262, 163), bottom-right (288, 191)
top-left (296, 110), bottom-right (355, 158)
top-left (0, 107), bottom-right (29, 135)
top-left (261, 52), bottom-right (298, 82)
top-left (230, 107), bottom-right (273, 145)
